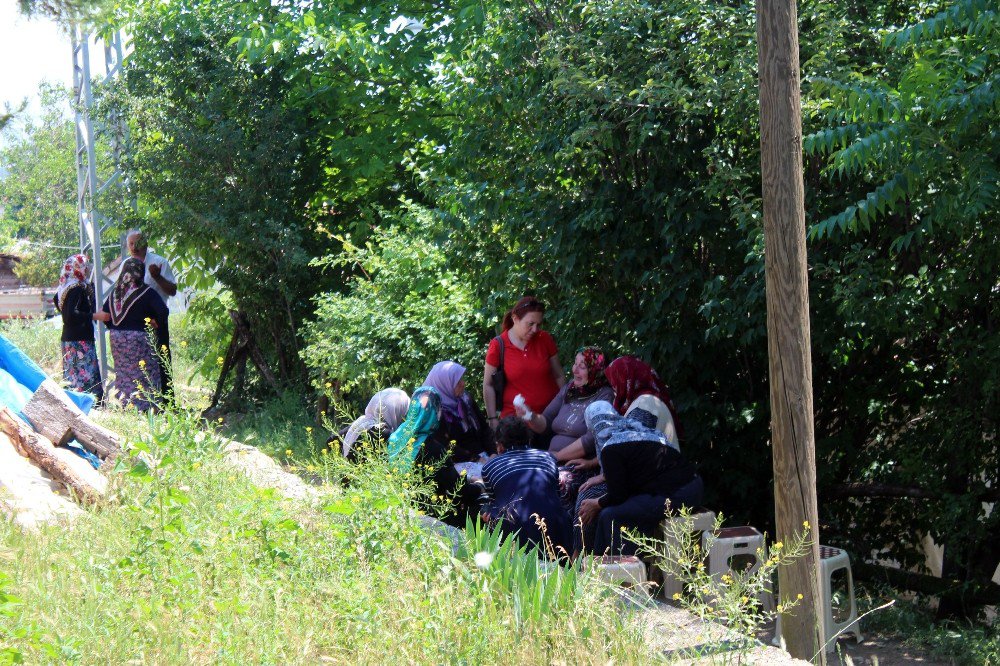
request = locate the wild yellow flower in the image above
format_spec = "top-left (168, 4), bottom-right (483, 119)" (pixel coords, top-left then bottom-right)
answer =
top-left (672, 592), bottom-right (682, 600)
top-left (180, 340), bottom-right (188, 347)
top-left (777, 604), bottom-right (784, 613)
top-left (217, 417), bottom-right (224, 423)
top-left (285, 449), bottom-right (293, 456)
top-left (325, 382), bottom-right (332, 388)
top-left (216, 356), bottom-right (224, 365)
top-left (144, 317), bottom-right (151, 323)
top-left (192, 461), bottom-right (201, 470)
top-left (803, 520), bottom-right (810, 530)
top-left (773, 541), bottom-right (783, 550)
top-left (797, 593), bottom-right (803, 600)
top-left (138, 359), bottom-right (146, 368)
top-left (305, 426), bottom-right (313, 433)
top-left (321, 448), bottom-right (329, 455)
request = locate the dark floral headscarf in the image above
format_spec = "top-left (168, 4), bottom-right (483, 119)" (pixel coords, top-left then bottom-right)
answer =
top-left (565, 345), bottom-right (609, 401)
top-left (109, 257), bottom-right (150, 326)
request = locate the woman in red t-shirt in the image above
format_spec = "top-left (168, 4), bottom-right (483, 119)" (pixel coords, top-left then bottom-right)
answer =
top-left (482, 296), bottom-right (565, 429)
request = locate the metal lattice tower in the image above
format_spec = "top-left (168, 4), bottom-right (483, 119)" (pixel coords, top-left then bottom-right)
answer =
top-left (71, 26), bottom-right (131, 385)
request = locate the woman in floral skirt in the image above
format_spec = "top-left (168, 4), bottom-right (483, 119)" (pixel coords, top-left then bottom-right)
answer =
top-left (54, 253), bottom-right (104, 401)
top-left (95, 257), bottom-right (168, 411)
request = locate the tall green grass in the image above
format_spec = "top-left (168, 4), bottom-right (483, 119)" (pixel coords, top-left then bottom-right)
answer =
top-left (0, 318), bottom-right (62, 378)
top-left (0, 409), bottom-right (653, 664)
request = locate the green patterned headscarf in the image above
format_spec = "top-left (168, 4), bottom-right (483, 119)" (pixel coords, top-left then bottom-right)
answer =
top-left (387, 386), bottom-right (441, 469)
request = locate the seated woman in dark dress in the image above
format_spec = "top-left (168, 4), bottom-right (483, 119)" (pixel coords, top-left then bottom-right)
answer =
top-left (576, 401), bottom-right (703, 557)
top-left (422, 361), bottom-right (493, 462)
top-left (480, 417), bottom-right (572, 559)
top-left (388, 386), bottom-right (480, 527)
top-left (94, 257), bottom-right (168, 412)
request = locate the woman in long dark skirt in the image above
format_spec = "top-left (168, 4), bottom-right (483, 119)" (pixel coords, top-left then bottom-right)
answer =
top-left (95, 257), bottom-right (168, 412)
top-left (54, 253), bottom-right (104, 401)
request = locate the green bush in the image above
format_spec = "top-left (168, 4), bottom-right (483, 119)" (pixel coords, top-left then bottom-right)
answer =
top-left (301, 203), bottom-right (487, 405)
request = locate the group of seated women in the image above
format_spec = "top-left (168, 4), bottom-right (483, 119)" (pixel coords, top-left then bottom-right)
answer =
top-left (341, 295), bottom-right (704, 558)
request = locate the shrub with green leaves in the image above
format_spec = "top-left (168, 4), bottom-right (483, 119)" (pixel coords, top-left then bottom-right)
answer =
top-left (301, 203), bottom-right (487, 404)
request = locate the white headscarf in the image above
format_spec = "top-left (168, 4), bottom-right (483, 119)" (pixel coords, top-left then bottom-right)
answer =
top-left (341, 388), bottom-right (411, 456)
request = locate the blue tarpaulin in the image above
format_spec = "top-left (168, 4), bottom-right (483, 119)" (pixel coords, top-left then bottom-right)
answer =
top-left (0, 334), bottom-right (95, 415)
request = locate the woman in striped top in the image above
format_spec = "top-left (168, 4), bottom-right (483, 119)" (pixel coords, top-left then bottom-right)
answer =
top-left (480, 417), bottom-right (572, 559)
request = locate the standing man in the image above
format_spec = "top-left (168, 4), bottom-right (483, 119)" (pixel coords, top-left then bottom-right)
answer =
top-left (127, 229), bottom-right (178, 405)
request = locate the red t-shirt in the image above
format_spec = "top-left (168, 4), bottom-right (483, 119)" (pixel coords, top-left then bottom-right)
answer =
top-left (485, 330), bottom-right (560, 417)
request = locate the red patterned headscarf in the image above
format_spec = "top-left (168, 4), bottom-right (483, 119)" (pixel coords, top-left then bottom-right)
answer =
top-left (56, 253), bottom-right (92, 309)
top-left (565, 346), bottom-right (608, 401)
top-left (605, 356), bottom-right (682, 436)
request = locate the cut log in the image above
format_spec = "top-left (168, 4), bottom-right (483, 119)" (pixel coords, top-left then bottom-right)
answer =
top-left (69, 413), bottom-right (122, 460)
top-left (22, 379), bottom-right (121, 459)
top-left (0, 407), bottom-right (104, 504)
top-left (0, 432), bottom-right (84, 529)
top-left (23, 379), bottom-right (81, 446)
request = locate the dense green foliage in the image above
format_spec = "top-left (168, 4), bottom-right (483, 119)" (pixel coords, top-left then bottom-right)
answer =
top-left (0, 85), bottom-right (78, 286)
top-left (79, 0), bottom-right (999, 606)
top-left (301, 203), bottom-right (487, 399)
top-left (802, 0), bottom-right (999, 602)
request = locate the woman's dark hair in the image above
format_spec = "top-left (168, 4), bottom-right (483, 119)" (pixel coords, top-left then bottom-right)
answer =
top-left (502, 295), bottom-right (545, 332)
top-left (495, 416), bottom-right (529, 450)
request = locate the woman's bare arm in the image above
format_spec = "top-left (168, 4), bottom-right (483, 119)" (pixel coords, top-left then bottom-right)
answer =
top-left (549, 355), bottom-right (566, 388)
top-left (483, 361), bottom-right (499, 421)
top-left (553, 438), bottom-right (585, 462)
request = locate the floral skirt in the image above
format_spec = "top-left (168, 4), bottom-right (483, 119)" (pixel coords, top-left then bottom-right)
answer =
top-left (110, 329), bottom-right (160, 412)
top-left (62, 341), bottom-right (103, 399)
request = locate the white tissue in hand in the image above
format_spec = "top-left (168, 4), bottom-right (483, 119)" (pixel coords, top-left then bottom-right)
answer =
top-left (513, 394), bottom-right (532, 421)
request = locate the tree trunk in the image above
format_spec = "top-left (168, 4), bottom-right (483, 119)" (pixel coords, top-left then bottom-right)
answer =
top-left (0, 407), bottom-right (106, 504)
top-left (756, 0), bottom-right (824, 660)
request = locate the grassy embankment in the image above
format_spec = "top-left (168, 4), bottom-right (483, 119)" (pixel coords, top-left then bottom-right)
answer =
top-left (0, 318), bottom-right (652, 664)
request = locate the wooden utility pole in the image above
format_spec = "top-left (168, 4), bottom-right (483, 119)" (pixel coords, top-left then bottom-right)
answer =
top-left (756, 0), bottom-right (825, 661)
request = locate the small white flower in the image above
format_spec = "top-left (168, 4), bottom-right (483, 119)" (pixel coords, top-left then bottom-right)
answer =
top-left (194, 432), bottom-right (206, 443)
top-left (473, 551), bottom-right (494, 569)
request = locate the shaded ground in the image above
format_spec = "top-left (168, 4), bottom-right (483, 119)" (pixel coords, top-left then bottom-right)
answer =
top-left (755, 620), bottom-right (956, 666)
top-left (828, 635), bottom-right (954, 665)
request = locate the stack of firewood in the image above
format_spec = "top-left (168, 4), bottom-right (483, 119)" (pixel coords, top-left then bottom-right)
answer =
top-left (0, 380), bottom-right (121, 527)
